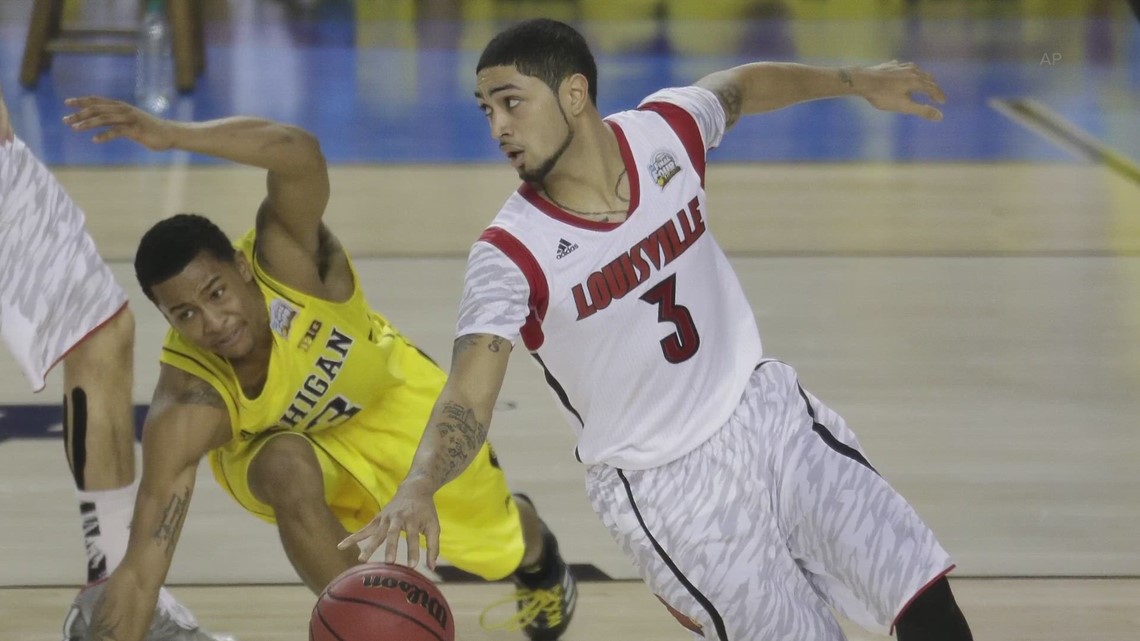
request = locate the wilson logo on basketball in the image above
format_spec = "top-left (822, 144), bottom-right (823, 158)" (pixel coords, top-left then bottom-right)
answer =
top-left (363, 575), bottom-right (450, 630)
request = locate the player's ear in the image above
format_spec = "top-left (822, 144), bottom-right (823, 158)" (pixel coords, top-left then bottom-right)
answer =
top-left (234, 253), bottom-right (254, 283)
top-left (564, 73), bottom-right (590, 116)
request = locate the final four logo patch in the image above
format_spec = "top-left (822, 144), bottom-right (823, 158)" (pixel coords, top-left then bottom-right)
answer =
top-left (269, 298), bottom-right (298, 339)
top-left (649, 151), bottom-right (681, 187)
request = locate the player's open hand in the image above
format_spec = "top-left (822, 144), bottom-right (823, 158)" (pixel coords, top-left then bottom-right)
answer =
top-left (338, 479), bottom-right (441, 570)
top-left (63, 96), bottom-right (177, 150)
top-left (0, 90), bottom-right (13, 145)
top-left (855, 60), bottom-right (946, 121)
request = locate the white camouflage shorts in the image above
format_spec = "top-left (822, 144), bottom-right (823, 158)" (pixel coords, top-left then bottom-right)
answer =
top-left (586, 360), bottom-right (954, 640)
top-left (0, 136), bottom-right (127, 391)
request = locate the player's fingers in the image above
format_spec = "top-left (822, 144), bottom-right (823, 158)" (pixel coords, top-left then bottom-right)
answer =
top-left (355, 516), bottom-right (391, 561)
top-left (383, 521), bottom-right (405, 565)
top-left (424, 520), bottom-right (440, 571)
top-left (925, 80), bottom-right (947, 104)
top-left (405, 529), bottom-right (421, 569)
top-left (337, 522), bottom-right (374, 550)
top-left (913, 100), bottom-right (943, 121)
top-left (92, 126), bottom-right (129, 144)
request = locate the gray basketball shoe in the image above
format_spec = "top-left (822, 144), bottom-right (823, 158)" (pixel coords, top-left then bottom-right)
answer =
top-left (63, 582), bottom-right (237, 641)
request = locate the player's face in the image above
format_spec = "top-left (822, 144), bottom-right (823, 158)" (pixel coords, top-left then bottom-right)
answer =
top-left (151, 252), bottom-right (268, 361)
top-left (475, 65), bottom-right (574, 183)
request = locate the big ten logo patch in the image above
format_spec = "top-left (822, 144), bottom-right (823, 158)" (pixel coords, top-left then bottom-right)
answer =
top-left (298, 319), bottom-right (323, 351)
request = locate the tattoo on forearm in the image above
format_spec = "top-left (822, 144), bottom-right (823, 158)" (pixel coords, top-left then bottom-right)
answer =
top-left (714, 83), bottom-right (743, 129)
top-left (453, 335), bottom-right (480, 360)
top-left (433, 401), bottom-right (487, 483)
top-left (838, 68), bottom-right (855, 88)
top-left (86, 591), bottom-right (123, 641)
top-left (152, 487), bottom-right (191, 556)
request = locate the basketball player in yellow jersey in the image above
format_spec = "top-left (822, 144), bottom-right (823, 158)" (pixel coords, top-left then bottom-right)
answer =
top-left (63, 96), bottom-right (576, 641)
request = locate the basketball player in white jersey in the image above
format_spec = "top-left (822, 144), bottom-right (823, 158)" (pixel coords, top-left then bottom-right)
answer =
top-left (0, 88), bottom-right (227, 641)
top-left (342, 18), bottom-right (973, 641)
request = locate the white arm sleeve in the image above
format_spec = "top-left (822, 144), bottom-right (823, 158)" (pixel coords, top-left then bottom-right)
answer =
top-left (454, 241), bottom-right (530, 344)
top-left (639, 86), bottom-right (728, 150)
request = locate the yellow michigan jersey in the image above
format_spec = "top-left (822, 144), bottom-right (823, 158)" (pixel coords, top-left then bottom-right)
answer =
top-left (159, 229), bottom-right (524, 580)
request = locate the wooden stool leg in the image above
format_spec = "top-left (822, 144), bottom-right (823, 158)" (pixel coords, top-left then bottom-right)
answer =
top-left (168, 0), bottom-right (196, 92)
top-left (19, 0), bottom-right (59, 88)
top-left (191, 0), bottom-right (205, 75)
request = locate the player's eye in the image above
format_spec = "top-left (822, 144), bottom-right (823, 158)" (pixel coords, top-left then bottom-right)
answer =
top-left (506, 98), bottom-right (520, 109)
top-left (210, 288), bottom-right (225, 300)
top-left (178, 309), bottom-right (195, 322)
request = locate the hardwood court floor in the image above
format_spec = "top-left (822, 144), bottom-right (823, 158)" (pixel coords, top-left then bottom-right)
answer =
top-left (3, 579), bottom-right (1140, 641)
top-left (2, 162), bottom-right (1138, 638)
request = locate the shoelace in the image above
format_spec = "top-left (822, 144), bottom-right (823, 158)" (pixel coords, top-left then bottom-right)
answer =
top-left (479, 585), bottom-right (566, 632)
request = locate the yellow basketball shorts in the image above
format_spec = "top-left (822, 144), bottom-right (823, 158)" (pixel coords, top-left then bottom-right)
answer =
top-left (208, 343), bottom-right (525, 581)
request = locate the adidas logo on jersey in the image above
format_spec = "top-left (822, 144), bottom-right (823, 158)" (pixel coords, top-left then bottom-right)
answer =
top-left (556, 238), bottom-right (579, 259)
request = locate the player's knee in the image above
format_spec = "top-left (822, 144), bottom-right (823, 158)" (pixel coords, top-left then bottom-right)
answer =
top-left (895, 577), bottom-right (973, 641)
top-left (248, 436), bottom-right (324, 509)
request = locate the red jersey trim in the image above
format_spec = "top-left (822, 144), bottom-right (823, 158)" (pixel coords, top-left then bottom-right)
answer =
top-left (39, 301), bottom-right (131, 392)
top-left (516, 120), bottom-right (640, 232)
top-left (890, 564), bottom-right (957, 634)
top-left (638, 101), bottom-right (707, 187)
top-left (477, 227), bottom-right (548, 351)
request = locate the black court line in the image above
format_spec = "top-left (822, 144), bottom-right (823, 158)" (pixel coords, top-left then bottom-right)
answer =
top-left (991, 97), bottom-right (1140, 185)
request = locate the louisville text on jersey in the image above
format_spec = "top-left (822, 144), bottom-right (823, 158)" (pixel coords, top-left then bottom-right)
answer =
top-left (572, 196), bottom-right (706, 320)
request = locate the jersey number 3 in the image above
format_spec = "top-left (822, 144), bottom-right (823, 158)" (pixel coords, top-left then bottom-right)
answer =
top-left (640, 274), bottom-right (701, 363)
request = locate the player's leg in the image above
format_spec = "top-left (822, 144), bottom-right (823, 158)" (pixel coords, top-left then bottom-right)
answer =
top-left (769, 361), bottom-right (973, 639)
top-left (246, 433), bottom-right (360, 592)
top-left (584, 390), bottom-right (847, 641)
top-left (0, 135), bottom-right (226, 640)
top-left (62, 306), bottom-right (137, 581)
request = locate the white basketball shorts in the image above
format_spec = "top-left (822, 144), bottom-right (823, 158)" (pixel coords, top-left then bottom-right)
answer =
top-left (0, 136), bottom-right (127, 391)
top-left (586, 359), bottom-right (954, 641)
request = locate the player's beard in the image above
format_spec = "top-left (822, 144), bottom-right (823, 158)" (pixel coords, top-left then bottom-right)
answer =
top-left (520, 103), bottom-right (575, 185)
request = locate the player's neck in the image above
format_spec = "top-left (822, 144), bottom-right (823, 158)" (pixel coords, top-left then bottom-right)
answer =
top-left (538, 117), bottom-right (629, 221)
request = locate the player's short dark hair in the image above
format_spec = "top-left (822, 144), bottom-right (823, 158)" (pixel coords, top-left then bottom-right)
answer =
top-left (135, 213), bottom-right (235, 302)
top-left (477, 18), bottom-right (598, 104)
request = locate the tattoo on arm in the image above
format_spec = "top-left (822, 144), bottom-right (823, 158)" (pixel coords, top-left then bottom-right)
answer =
top-left (838, 68), bottom-right (855, 88)
top-left (152, 487), bottom-right (191, 557)
top-left (453, 335), bottom-right (507, 359)
top-left (432, 401), bottom-right (487, 483)
top-left (713, 82), bottom-right (743, 129)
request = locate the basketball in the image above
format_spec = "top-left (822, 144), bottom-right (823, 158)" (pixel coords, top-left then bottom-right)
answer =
top-left (309, 563), bottom-right (455, 641)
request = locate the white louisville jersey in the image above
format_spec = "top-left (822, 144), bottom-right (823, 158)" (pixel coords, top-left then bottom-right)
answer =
top-left (457, 87), bottom-right (762, 470)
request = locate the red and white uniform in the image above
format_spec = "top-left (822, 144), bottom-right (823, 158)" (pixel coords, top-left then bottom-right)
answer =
top-left (456, 87), bottom-right (761, 470)
top-left (458, 87), bottom-right (956, 641)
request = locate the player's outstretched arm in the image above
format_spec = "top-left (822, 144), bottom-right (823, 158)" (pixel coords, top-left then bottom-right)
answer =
top-left (84, 365), bottom-right (231, 641)
top-left (62, 96), bottom-right (329, 252)
top-left (340, 333), bottom-right (513, 570)
top-left (695, 60), bottom-right (946, 130)
top-left (0, 85), bottom-right (13, 144)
